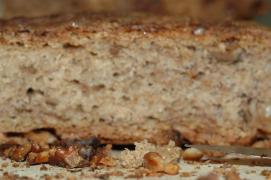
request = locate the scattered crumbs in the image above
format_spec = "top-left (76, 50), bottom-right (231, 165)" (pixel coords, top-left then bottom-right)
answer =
top-left (1, 162), bottom-right (9, 168)
top-left (180, 171), bottom-right (197, 177)
top-left (120, 140), bottom-right (180, 168)
top-left (261, 169), bottom-right (271, 177)
top-left (66, 176), bottom-right (77, 180)
top-left (124, 167), bottom-right (163, 179)
top-left (80, 171), bottom-right (85, 177)
top-left (94, 173), bottom-right (110, 180)
top-left (224, 168), bottom-right (240, 180)
top-left (108, 170), bottom-right (124, 177)
top-left (2, 171), bottom-right (33, 180)
top-left (197, 173), bottom-right (219, 180)
top-left (195, 166), bottom-right (201, 169)
top-left (54, 173), bottom-right (65, 179)
top-left (40, 165), bottom-right (48, 171)
top-left (0, 136), bottom-right (101, 169)
top-left (213, 167), bottom-right (240, 180)
top-left (213, 167), bottom-right (226, 176)
top-left (180, 172), bottom-right (192, 177)
top-left (12, 163), bottom-right (20, 168)
top-left (98, 171), bottom-right (124, 178)
top-left (250, 170), bottom-right (256, 173)
top-left (41, 175), bottom-right (53, 180)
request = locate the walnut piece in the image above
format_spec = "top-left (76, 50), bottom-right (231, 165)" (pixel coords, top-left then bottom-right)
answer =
top-left (183, 148), bottom-right (203, 161)
top-left (143, 152), bottom-right (164, 172)
top-left (164, 163), bottom-right (180, 175)
top-left (90, 144), bottom-right (116, 167)
top-left (2, 143), bottom-right (32, 162)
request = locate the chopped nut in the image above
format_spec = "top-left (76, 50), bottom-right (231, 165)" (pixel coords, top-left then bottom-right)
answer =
top-left (63, 151), bottom-right (83, 168)
top-left (183, 148), bottom-right (203, 161)
top-left (2, 146), bottom-right (16, 157)
top-left (98, 156), bottom-right (116, 167)
top-left (27, 152), bottom-right (37, 164)
top-left (50, 147), bottom-right (69, 167)
top-left (3, 143), bottom-right (32, 162)
top-left (164, 163), bottom-right (179, 175)
top-left (49, 146), bottom-right (83, 168)
top-left (143, 152), bottom-right (165, 172)
top-left (27, 151), bottom-right (51, 165)
top-left (0, 136), bottom-right (101, 168)
top-left (90, 144), bottom-right (114, 167)
top-left (30, 143), bottom-right (44, 153)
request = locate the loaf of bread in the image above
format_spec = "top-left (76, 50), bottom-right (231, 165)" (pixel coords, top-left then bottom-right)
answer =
top-left (3, 0), bottom-right (269, 20)
top-left (0, 13), bottom-right (270, 146)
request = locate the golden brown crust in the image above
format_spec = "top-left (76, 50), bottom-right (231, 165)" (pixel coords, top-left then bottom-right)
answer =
top-left (0, 13), bottom-right (270, 47)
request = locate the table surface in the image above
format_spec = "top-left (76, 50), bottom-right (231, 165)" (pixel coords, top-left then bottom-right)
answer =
top-left (1, 152), bottom-right (271, 179)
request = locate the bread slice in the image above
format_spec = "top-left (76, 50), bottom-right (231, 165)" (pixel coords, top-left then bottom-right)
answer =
top-left (0, 13), bottom-right (270, 145)
top-left (2, 0), bottom-right (269, 20)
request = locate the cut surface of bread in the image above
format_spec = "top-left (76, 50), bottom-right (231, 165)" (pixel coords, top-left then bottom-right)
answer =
top-left (2, 0), bottom-right (270, 20)
top-left (0, 13), bottom-right (270, 145)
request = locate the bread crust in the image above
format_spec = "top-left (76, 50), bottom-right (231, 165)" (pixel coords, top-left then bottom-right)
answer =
top-left (0, 13), bottom-right (270, 45)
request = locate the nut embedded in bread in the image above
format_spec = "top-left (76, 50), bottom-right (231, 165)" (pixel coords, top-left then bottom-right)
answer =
top-left (0, 13), bottom-right (270, 146)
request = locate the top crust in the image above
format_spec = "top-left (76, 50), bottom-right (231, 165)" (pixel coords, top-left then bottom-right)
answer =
top-left (0, 13), bottom-right (270, 48)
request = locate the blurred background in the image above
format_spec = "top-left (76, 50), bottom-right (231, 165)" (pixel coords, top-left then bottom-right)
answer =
top-left (0, 0), bottom-right (270, 25)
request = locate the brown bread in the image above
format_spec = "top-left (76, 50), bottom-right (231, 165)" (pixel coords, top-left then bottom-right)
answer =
top-left (0, 13), bottom-right (270, 145)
